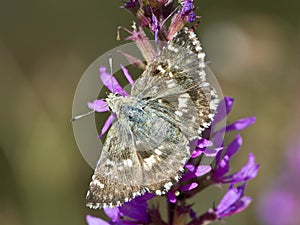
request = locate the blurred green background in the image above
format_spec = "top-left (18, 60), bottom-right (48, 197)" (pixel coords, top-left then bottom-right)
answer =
top-left (1, 1), bottom-right (299, 225)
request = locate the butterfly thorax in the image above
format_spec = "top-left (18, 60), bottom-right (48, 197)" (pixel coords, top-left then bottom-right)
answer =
top-left (106, 93), bottom-right (147, 128)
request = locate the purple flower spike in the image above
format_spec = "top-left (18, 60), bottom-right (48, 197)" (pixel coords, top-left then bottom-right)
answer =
top-left (99, 66), bottom-right (129, 96)
top-left (98, 114), bottom-right (116, 139)
top-left (120, 64), bottom-right (134, 86)
top-left (215, 183), bottom-right (252, 218)
top-left (88, 99), bottom-right (109, 112)
top-left (86, 214), bottom-right (109, 225)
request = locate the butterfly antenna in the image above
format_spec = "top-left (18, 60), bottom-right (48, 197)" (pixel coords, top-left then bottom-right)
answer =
top-left (108, 54), bottom-right (114, 94)
top-left (161, 5), bottom-right (180, 27)
top-left (71, 110), bottom-right (95, 122)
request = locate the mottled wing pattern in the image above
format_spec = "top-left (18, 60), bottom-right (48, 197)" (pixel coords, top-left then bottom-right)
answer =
top-left (132, 75), bottom-right (200, 139)
top-left (86, 28), bottom-right (219, 209)
top-left (86, 105), bottom-right (190, 208)
top-left (143, 28), bottom-right (219, 133)
top-left (87, 121), bottom-right (144, 208)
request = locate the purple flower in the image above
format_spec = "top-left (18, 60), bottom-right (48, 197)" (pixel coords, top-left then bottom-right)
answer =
top-left (215, 183), bottom-right (252, 218)
top-left (87, 193), bottom-right (155, 225)
top-left (211, 96), bottom-right (234, 126)
top-left (213, 135), bottom-right (259, 184)
top-left (122, 0), bottom-right (198, 43)
top-left (258, 140), bottom-right (300, 225)
top-left (181, 0), bottom-right (195, 22)
top-left (86, 215), bottom-right (109, 225)
top-left (88, 66), bottom-right (134, 138)
top-left (258, 190), bottom-right (299, 225)
top-left (190, 138), bottom-right (222, 158)
top-left (151, 14), bottom-right (160, 42)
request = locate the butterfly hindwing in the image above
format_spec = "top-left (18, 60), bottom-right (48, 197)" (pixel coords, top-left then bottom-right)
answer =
top-left (86, 95), bottom-right (191, 208)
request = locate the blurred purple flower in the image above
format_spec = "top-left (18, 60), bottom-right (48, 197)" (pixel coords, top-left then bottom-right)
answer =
top-left (258, 190), bottom-right (299, 225)
top-left (258, 140), bottom-right (300, 225)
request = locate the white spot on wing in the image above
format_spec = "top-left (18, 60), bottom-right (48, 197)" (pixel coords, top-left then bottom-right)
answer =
top-left (91, 180), bottom-right (105, 188)
top-left (155, 190), bottom-right (162, 195)
top-left (105, 159), bottom-right (115, 166)
top-left (178, 93), bottom-right (189, 108)
top-left (164, 182), bottom-right (173, 190)
top-left (123, 159), bottom-right (133, 167)
top-left (154, 149), bottom-right (162, 156)
top-left (143, 155), bottom-right (158, 168)
top-left (175, 111), bottom-right (183, 117)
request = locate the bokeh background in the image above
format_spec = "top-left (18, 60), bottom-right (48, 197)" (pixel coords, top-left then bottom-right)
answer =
top-left (1, 1), bottom-right (300, 225)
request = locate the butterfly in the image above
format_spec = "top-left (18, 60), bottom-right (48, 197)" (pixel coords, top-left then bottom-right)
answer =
top-left (86, 27), bottom-right (219, 209)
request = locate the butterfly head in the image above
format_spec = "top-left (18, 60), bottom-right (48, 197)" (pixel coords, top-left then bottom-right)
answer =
top-left (105, 93), bottom-right (124, 113)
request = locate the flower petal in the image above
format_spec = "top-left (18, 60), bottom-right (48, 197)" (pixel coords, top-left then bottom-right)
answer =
top-left (226, 117), bottom-right (256, 132)
top-left (218, 196), bottom-right (252, 218)
top-left (86, 215), bottom-right (109, 225)
top-left (98, 114), bottom-right (116, 139)
top-left (167, 191), bottom-right (177, 204)
top-left (180, 182), bottom-right (198, 191)
top-left (88, 99), bottom-right (109, 112)
top-left (215, 134), bottom-right (242, 167)
top-left (191, 139), bottom-right (213, 158)
top-left (119, 193), bottom-right (155, 223)
top-left (212, 96), bottom-right (234, 125)
top-left (99, 66), bottom-right (129, 96)
top-left (226, 134), bottom-right (243, 158)
top-left (104, 208), bottom-right (123, 223)
top-left (120, 64), bottom-right (134, 86)
top-left (151, 14), bottom-right (160, 42)
top-left (196, 138), bottom-right (213, 148)
top-left (216, 183), bottom-right (251, 218)
top-left (225, 153), bottom-right (260, 183)
top-left (181, 0), bottom-right (195, 22)
top-left (182, 165), bottom-right (211, 180)
top-left (194, 165), bottom-right (212, 177)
